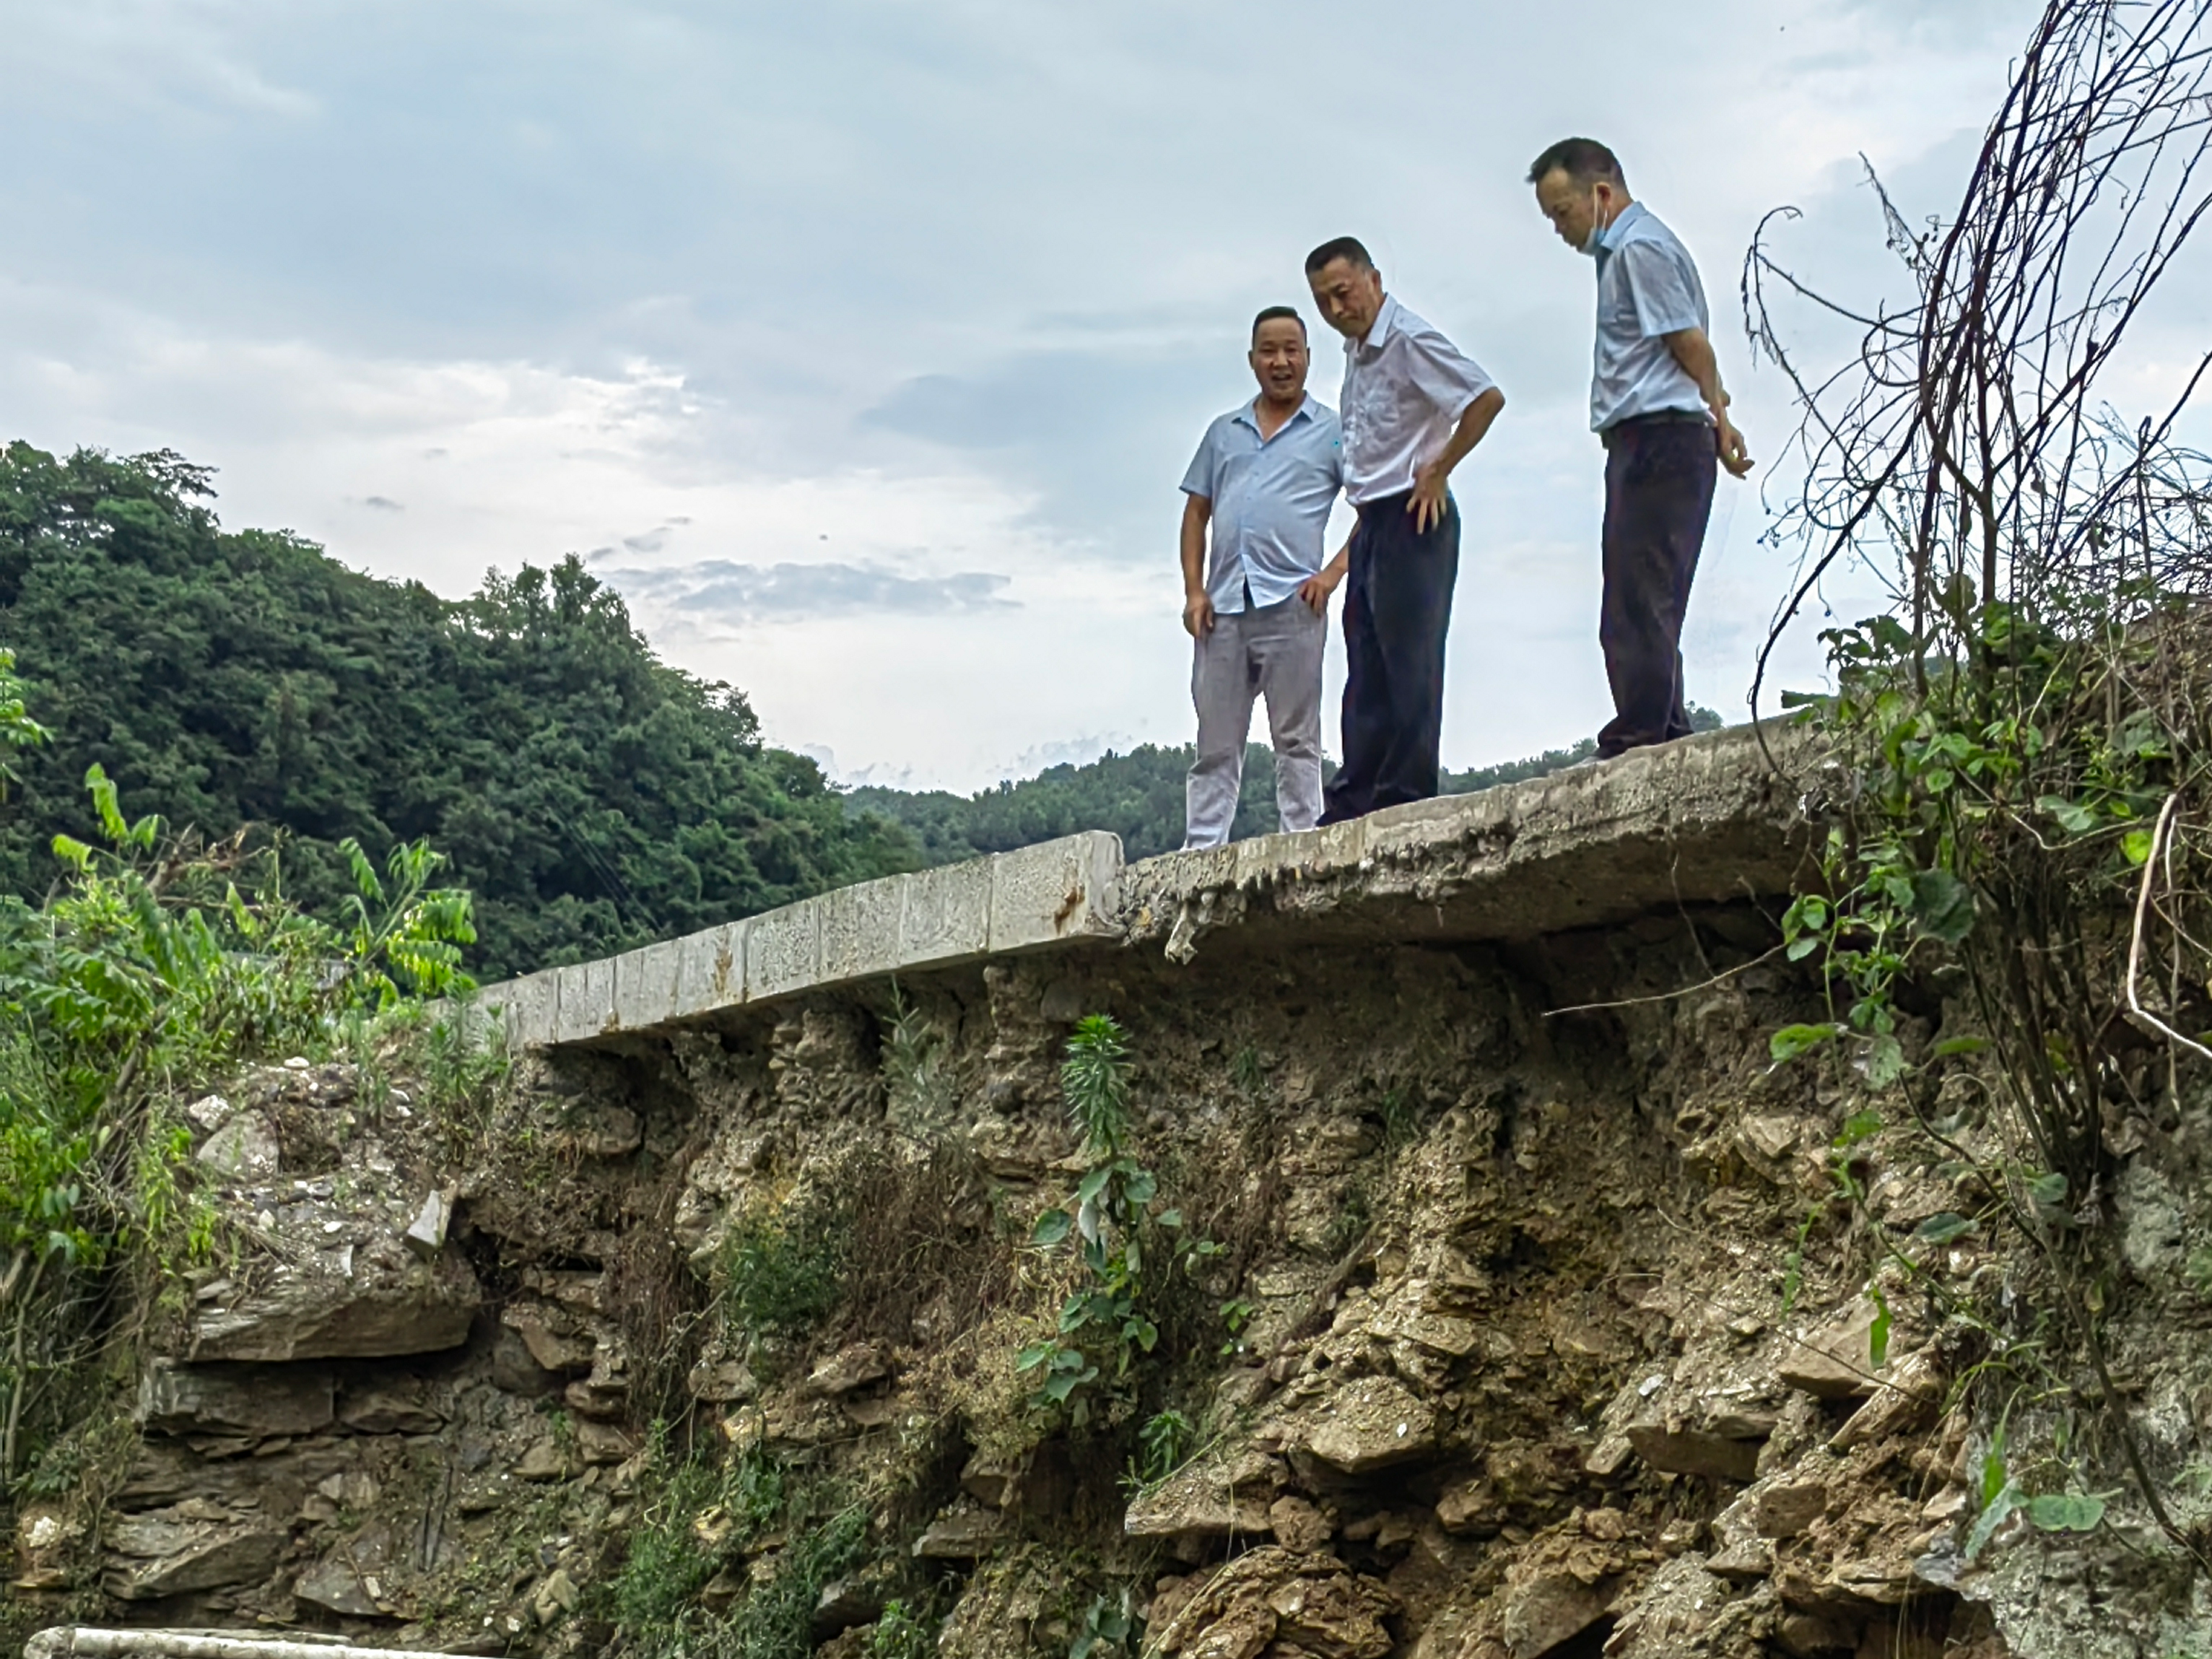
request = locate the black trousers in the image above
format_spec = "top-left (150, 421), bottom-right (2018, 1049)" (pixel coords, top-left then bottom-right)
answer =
top-left (1598, 416), bottom-right (1717, 757)
top-left (1320, 490), bottom-right (1459, 824)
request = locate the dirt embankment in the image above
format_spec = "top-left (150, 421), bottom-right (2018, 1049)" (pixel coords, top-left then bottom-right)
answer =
top-left (11, 885), bottom-right (2212, 1658)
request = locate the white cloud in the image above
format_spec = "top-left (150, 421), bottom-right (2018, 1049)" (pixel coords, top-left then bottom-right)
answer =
top-left (6, 0), bottom-right (2199, 793)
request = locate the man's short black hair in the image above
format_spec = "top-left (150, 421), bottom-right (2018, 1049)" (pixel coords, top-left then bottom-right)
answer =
top-left (1303, 236), bottom-right (1374, 276)
top-left (1527, 138), bottom-right (1627, 189)
top-left (1251, 305), bottom-right (1307, 343)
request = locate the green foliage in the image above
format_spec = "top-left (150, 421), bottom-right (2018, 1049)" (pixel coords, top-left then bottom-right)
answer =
top-left (611, 1430), bottom-right (788, 1637)
top-left (0, 443), bottom-right (919, 979)
top-left (868, 1599), bottom-right (939, 1659)
top-left (0, 744), bottom-right (477, 1474)
top-left (1136, 1408), bottom-right (1194, 1484)
top-left (1021, 1015), bottom-right (1221, 1427)
top-left (718, 1200), bottom-right (848, 1349)
top-left (1069, 1590), bottom-right (1140, 1659)
top-left (1061, 1015), bottom-right (1132, 1157)
top-left (881, 982), bottom-right (955, 1130)
top-left (1777, 585), bottom-right (2212, 1567)
top-left (849, 709), bottom-right (1725, 866)
top-left (0, 648), bottom-right (46, 801)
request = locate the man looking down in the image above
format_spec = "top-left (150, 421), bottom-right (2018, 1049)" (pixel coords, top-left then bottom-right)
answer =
top-left (1303, 237), bottom-right (1504, 824)
top-left (1177, 305), bottom-right (1345, 848)
top-left (1530, 138), bottom-right (1753, 759)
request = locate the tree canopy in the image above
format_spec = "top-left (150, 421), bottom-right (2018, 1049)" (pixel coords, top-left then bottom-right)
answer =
top-left (0, 443), bottom-right (915, 980)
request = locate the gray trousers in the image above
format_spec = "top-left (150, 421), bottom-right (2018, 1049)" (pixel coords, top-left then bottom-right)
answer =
top-left (1183, 594), bottom-right (1325, 848)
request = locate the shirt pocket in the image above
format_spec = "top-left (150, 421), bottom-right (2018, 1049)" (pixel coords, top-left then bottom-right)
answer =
top-left (1598, 271), bottom-right (1642, 343)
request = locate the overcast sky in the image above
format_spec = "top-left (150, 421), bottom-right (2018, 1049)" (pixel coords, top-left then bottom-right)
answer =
top-left (5, 0), bottom-right (2205, 791)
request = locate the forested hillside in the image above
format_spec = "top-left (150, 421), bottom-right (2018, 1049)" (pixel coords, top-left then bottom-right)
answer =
top-left (0, 443), bottom-right (915, 979)
top-left (850, 710), bottom-right (1724, 864)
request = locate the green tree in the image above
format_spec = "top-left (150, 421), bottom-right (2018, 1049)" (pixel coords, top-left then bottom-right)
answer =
top-left (0, 443), bottom-right (918, 978)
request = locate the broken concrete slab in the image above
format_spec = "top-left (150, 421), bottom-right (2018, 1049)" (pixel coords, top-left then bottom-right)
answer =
top-left (1123, 722), bottom-right (1815, 962)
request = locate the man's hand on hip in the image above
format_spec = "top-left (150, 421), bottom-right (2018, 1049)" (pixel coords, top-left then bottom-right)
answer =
top-left (1183, 590), bottom-right (1216, 638)
top-left (1408, 461), bottom-right (1451, 534)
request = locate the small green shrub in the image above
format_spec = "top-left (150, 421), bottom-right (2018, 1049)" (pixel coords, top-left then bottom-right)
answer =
top-left (720, 1200), bottom-right (847, 1347)
top-left (1019, 1016), bottom-right (1223, 1427)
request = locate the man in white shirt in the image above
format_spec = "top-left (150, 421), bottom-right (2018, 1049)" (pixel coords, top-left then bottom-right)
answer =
top-left (1177, 307), bottom-right (1346, 848)
top-left (1303, 237), bottom-right (1505, 822)
top-left (1530, 138), bottom-right (1753, 757)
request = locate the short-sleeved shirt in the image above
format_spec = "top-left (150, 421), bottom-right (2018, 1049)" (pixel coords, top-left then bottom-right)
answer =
top-left (1179, 394), bottom-right (1344, 614)
top-left (1590, 201), bottom-right (1714, 432)
top-left (1338, 295), bottom-right (1497, 505)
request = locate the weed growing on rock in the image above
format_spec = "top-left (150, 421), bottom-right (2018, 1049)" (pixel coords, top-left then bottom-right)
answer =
top-left (1068, 1588), bottom-right (1140, 1659)
top-left (880, 980), bottom-right (956, 1133)
top-left (866, 1597), bottom-right (939, 1659)
top-left (1746, 0), bottom-right (2212, 1576)
top-left (1019, 1016), bottom-right (1222, 1427)
top-left (609, 1427), bottom-right (787, 1637)
top-left (718, 1196), bottom-right (848, 1355)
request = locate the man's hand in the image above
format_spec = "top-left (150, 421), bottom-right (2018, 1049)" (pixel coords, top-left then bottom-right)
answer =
top-left (1299, 554), bottom-right (1346, 616)
top-left (1183, 589), bottom-right (1216, 638)
top-left (1408, 461), bottom-right (1450, 534)
top-left (1715, 412), bottom-right (1754, 479)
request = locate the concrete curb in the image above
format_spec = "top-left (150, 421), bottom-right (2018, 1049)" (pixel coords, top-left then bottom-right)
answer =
top-left (479, 830), bottom-right (1122, 1050)
top-left (476, 723), bottom-right (1826, 1052)
top-left (27, 1632), bottom-right (466, 1658)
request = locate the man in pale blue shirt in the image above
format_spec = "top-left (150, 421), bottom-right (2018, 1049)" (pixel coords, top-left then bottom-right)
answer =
top-left (1177, 306), bottom-right (1346, 847)
top-left (1531, 138), bottom-right (1754, 757)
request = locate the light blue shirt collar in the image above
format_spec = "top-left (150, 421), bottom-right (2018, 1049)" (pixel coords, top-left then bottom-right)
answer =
top-left (1593, 200), bottom-right (1649, 264)
top-left (1232, 393), bottom-right (1319, 438)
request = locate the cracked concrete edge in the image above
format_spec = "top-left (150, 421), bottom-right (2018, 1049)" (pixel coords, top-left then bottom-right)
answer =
top-left (479, 723), bottom-right (1829, 1050)
top-left (1119, 720), bottom-right (1829, 954)
top-left (479, 830), bottom-right (1125, 1050)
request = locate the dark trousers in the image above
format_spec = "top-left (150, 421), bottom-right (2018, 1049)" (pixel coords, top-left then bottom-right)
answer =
top-left (1320, 490), bottom-right (1459, 824)
top-left (1598, 417), bottom-right (1717, 757)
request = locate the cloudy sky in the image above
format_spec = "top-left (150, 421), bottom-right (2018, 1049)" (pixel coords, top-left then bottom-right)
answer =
top-left (4, 0), bottom-right (2205, 791)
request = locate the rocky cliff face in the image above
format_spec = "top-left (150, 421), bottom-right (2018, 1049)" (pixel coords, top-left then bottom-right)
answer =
top-left (11, 748), bottom-right (2212, 1659)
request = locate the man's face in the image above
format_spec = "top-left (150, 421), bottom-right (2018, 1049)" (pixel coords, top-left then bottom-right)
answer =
top-left (1306, 258), bottom-right (1384, 341)
top-left (1248, 318), bottom-right (1310, 401)
top-left (1536, 169), bottom-right (1615, 250)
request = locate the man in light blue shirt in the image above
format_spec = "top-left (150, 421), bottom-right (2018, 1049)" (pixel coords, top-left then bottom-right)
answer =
top-left (1531, 138), bottom-right (1753, 757)
top-left (1177, 306), bottom-right (1346, 847)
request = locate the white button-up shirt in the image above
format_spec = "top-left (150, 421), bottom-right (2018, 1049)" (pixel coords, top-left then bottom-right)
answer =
top-left (1338, 295), bottom-right (1497, 506)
